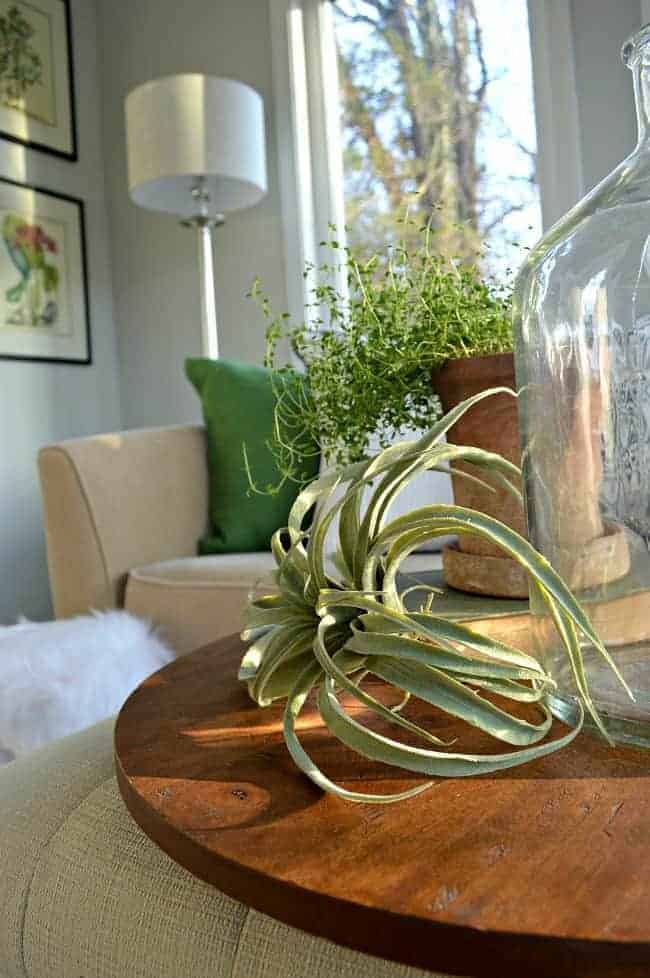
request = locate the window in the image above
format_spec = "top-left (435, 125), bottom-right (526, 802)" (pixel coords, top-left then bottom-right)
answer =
top-left (270, 0), bottom-right (582, 320)
top-left (333, 0), bottom-right (541, 277)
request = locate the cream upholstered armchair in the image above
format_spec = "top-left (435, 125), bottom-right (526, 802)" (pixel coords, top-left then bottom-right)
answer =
top-left (38, 424), bottom-right (437, 656)
top-left (38, 425), bottom-right (276, 654)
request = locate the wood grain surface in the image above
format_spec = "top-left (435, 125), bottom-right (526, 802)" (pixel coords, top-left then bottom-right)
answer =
top-left (114, 634), bottom-right (650, 978)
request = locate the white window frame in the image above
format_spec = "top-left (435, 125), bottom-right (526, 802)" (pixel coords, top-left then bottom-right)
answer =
top-left (269, 0), bottom-right (347, 327)
top-left (527, 0), bottom-right (584, 228)
top-left (270, 0), bottom-right (585, 320)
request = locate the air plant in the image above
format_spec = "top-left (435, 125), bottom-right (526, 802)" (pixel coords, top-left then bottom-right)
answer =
top-left (240, 388), bottom-right (631, 803)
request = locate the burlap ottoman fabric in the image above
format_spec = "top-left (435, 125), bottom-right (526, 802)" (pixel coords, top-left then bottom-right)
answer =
top-left (0, 719), bottom-right (448, 978)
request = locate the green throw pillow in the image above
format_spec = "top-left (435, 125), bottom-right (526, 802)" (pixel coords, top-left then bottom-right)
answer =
top-left (185, 358), bottom-right (320, 554)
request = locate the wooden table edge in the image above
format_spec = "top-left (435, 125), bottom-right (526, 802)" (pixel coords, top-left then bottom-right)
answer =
top-left (114, 736), bottom-right (650, 978)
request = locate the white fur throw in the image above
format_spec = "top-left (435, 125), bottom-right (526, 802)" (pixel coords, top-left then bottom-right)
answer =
top-left (0, 611), bottom-right (174, 765)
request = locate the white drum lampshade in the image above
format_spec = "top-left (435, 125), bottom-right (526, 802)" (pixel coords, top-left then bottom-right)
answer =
top-left (125, 74), bottom-right (267, 217)
top-left (124, 74), bottom-right (267, 359)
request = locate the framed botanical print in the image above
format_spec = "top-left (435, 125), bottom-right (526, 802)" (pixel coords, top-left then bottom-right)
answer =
top-left (0, 0), bottom-right (77, 160)
top-left (0, 177), bottom-right (90, 364)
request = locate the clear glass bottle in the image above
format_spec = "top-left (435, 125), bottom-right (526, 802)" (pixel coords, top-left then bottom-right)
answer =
top-left (514, 24), bottom-right (650, 746)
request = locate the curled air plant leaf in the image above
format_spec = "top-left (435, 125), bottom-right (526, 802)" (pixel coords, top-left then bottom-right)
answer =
top-left (240, 388), bottom-right (631, 804)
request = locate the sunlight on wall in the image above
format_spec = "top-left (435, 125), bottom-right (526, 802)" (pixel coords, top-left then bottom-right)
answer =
top-left (0, 142), bottom-right (28, 184)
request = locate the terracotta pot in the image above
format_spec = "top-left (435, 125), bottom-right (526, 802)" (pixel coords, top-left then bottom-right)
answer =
top-left (432, 352), bottom-right (527, 597)
top-left (432, 352), bottom-right (630, 599)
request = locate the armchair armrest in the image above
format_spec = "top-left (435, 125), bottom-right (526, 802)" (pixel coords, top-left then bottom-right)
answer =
top-left (38, 425), bottom-right (208, 618)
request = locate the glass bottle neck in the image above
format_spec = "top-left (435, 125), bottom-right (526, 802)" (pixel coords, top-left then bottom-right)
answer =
top-left (633, 64), bottom-right (650, 146)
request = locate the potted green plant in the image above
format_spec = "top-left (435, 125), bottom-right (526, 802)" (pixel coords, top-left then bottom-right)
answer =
top-left (252, 221), bottom-right (523, 597)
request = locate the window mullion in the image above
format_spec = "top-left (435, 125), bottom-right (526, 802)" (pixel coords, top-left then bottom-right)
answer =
top-left (527, 0), bottom-right (584, 229)
top-left (301, 0), bottom-right (349, 317)
top-left (269, 0), bottom-right (318, 327)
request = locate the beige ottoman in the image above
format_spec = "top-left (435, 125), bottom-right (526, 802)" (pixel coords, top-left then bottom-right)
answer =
top-left (0, 720), bottom-right (448, 978)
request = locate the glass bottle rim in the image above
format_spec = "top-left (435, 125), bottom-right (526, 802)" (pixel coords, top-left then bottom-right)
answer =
top-left (622, 23), bottom-right (650, 68)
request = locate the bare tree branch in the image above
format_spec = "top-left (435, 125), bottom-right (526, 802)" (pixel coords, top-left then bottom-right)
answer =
top-left (466, 0), bottom-right (488, 105)
top-left (338, 51), bottom-right (404, 211)
top-left (482, 201), bottom-right (528, 235)
top-left (343, 13), bottom-right (382, 27)
top-left (334, 0), bottom-right (538, 256)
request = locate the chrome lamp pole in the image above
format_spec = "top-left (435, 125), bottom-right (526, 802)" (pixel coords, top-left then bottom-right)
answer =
top-left (182, 179), bottom-right (224, 360)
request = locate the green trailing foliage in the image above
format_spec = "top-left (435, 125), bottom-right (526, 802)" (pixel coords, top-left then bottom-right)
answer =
top-left (249, 220), bottom-right (513, 488)
top-left (240, 389), bottom-right (631, 804)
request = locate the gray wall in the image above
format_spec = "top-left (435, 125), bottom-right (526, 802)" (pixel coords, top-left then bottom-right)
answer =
top-left (571, 0), bottom-right (640, 192)
top-left (0, 0), bottom-right (121, 623)
top-left (97, 0), bottom-right (289, 429)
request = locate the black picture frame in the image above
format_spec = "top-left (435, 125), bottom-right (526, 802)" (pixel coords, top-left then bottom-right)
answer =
top-left (0, 0), bottom-right (78, 161)
top-left (0, 175), bottom-right (91, 365)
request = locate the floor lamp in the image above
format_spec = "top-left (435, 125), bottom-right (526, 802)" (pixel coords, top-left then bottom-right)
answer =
top-left (125, 74), bottom-right (267, 359)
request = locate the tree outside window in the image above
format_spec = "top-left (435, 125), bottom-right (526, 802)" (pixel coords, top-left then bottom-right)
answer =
top-left (333, 0), bottom-right (541, 275)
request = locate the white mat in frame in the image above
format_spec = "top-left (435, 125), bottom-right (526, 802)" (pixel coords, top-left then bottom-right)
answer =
top-left (0, 176), bottom-right (90, 364)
